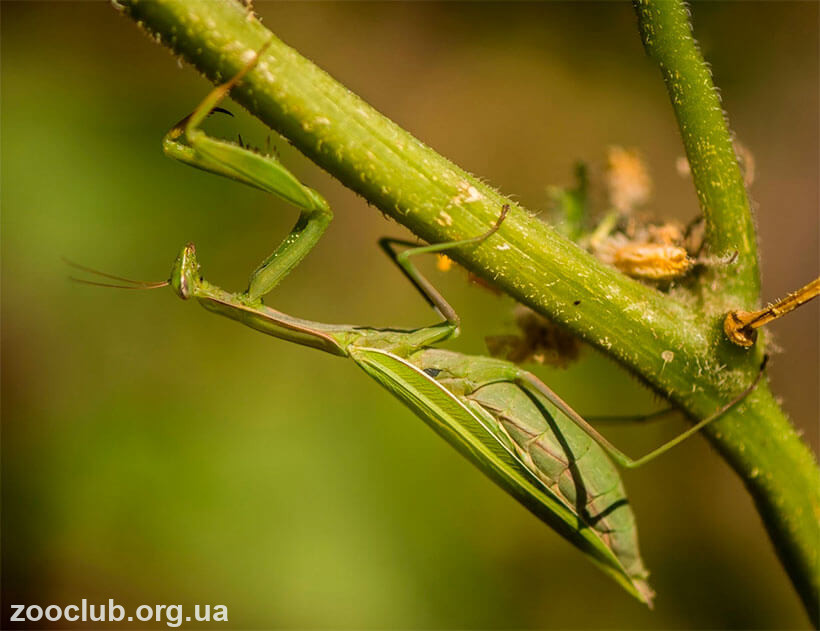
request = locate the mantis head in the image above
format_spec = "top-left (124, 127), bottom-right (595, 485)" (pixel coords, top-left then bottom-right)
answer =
top-left (169, 243), bottom-right (200, 300)
top-left (66, 243), bottom-right (204, 300)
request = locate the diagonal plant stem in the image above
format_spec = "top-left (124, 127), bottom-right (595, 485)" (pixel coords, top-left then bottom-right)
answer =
top-left (113, 0), bottom-right (819, 620)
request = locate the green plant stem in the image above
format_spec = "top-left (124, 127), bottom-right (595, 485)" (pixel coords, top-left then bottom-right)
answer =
top-left (635, 1), bottom-right (817, 617)
top-left (114, 0), bottom-right (819, 620)
top-left (634, 0), bottom-right (760, 304)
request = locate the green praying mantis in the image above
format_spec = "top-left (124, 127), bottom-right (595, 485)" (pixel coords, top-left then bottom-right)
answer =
top-left (74, 43), bottom-right (766, 607)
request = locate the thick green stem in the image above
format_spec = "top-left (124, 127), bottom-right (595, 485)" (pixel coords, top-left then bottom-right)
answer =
top-left (634, 1), bottom-right (817, 618)
top-left (114, 0), bottom-right (819, 620)
top-left (634, 0), bottom-right (760, 304)
top-left (715, 385), bottom-right (819, 622)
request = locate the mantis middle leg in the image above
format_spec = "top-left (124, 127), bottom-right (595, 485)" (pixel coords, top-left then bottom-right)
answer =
top-left (376, 206), bottom-right (767, 468)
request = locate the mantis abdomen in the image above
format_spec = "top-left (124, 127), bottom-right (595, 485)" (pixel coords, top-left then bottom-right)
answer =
top-left (469, 382), bottom-right (647, 583)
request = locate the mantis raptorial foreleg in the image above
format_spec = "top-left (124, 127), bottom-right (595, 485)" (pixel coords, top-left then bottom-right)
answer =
top-left (162, 38), bottom-right (332, 302)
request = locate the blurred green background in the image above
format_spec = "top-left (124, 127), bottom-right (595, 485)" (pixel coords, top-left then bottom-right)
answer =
top-left (2, 2), bottom-right (817, 628)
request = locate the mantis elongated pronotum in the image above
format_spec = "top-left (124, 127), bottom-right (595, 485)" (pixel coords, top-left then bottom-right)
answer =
top-left (76, 44), bottom-right (766, 607)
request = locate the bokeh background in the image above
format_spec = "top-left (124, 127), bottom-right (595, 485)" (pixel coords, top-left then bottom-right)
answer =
top-left (2, 2), bottom-right (818, 628)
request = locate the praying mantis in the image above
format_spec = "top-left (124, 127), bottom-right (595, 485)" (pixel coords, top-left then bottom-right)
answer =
top-left (76, 44), bottom-right (766, 607)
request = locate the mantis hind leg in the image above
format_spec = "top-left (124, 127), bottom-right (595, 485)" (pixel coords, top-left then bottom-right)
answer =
top-left (162, 37), bottom-right (333, 303)
top-left (515, 355), bottom-right (768, 469)
top-left (378, 204), bottom-right (509, 327)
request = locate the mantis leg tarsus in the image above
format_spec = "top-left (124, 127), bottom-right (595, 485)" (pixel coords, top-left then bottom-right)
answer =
top-left (182, 37), bottom-right (275, 137)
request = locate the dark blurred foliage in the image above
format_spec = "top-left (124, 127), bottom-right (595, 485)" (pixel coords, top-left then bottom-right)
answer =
top-left (2, 2), bottom-right (817, 628)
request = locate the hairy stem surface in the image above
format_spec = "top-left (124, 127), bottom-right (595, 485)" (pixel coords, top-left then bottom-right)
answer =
top-left (634, 0), bottom-right (760, 304)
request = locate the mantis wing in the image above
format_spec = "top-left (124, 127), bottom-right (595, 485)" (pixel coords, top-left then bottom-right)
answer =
top-left (351, 347), bottom-right (654, 606)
